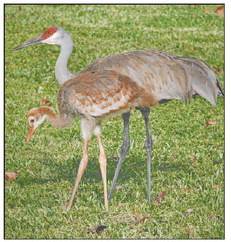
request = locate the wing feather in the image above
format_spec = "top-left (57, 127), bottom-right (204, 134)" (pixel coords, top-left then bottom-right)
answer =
top-left (82, 49), bottom-right (222, 105)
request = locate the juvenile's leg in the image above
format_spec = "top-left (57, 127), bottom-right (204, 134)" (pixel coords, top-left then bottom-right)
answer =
top-left (66, 138), bottom-right (89, 211)
top-left (96, 134), bottom-right (108, 211)
top-left (66, 118), bottom-right (95, 211)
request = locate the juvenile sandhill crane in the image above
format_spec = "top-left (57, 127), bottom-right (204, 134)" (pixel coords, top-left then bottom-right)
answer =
top-left (26, 70), bottom-right (158, 211)
top-left (14, 27), bottom-right (224, 203)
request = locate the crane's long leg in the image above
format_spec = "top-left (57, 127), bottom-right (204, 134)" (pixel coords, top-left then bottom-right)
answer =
top-left (66, 139), bottom-right (89, 211)
top-left (96, 135), bottom-right (108, 211)
top-left (136, 107), bottom-right (152, 203)
top-left (108, 112), bottom-right (131, 200)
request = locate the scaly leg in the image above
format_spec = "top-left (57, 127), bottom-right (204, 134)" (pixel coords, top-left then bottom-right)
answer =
top-left (136, 107), bottom-right (152, 203)
top-left (96, 135), bottom-right (108, 211)
top-left (66, 139), bottom-right (89, 211)
top-left (108, 112), bottom-right (131, 200)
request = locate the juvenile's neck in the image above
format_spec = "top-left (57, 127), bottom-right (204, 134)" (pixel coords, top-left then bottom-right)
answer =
top-left (40, 107), bottom-right (73, 128)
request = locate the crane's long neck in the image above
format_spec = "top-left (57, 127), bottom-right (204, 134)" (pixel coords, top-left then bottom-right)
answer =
top-left (55, 38), bottom-right (74, 85)
top-left (40, 107), bottom-right (73, 128)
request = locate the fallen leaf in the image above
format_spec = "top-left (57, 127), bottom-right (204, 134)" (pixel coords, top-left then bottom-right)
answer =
top-left (205, 120), bottom-right (217, 126)
top-left (5, 171), bottom-right (20, 181)
top-left (41, 99), bottom-right (52, 105)
top-left (86, 225), bottom-right (107, 234)
top-left (209, 213), bottom-right (217, 220)
top-left (134, 213), bottom-right (149, 223)
top-left (154, 191), bottom-right (166, 206)
top-left (187, 228), bottom-right (195, 234)
top-left (209, 213), bottom-right (221, 220)
top-left (115, 184), bottom-right (124, 190)
top-left (154, 199), bottom-right (161, 206)
top-left (157, 191), bottom-right (166, 200)
top-left (111, 9), bottom-right (119, 13)
top-left (217, 10), bottom-right (224, 17)
top-left (204, 8), bottom-right (211, 14)
top-left (186, 208), bottom-right (193, 215)
top-left (215, 5), bottom-right (224, 17)
top-left (86, 225), bottom-right (98, 233)
top-left (134, 213), bottom-right (143, 222)
top-left (215, 5), bottom-right (224, 11)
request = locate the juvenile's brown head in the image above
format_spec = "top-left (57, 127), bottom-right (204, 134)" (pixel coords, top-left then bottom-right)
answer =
top-left (26, 108), bottom-right (48, 144)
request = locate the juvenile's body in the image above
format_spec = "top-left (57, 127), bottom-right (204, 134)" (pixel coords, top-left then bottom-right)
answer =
top-left (27, 70), bottom-right (157, 211)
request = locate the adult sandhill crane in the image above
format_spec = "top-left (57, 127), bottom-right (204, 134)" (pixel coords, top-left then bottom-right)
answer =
top-left (14, 26), bottom-right (224, 203)
top-left (26, 70), bottom-right (158, 211)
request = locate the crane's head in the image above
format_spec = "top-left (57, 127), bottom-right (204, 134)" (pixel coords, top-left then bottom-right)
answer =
top-left (26, 108), bottom-right (47, 144)
top-left (14, 27), bottom-right (73, 50)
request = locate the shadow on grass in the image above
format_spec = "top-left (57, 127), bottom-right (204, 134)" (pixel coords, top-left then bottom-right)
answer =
top-left (15, 152), bottom-right (194, 187)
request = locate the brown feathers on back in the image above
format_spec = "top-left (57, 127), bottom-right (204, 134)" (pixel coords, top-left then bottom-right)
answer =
top-left (58, 70), bottom-right (157, 119)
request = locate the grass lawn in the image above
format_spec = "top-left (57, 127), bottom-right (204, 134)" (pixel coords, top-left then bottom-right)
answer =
top-left (4, 4), bottom-right (224, 239)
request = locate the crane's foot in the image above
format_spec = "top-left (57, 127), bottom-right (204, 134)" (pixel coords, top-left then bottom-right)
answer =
top-left (65, 203), bottom-right (72, 211)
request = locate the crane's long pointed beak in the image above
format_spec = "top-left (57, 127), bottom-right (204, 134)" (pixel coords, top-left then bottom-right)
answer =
top-left (26, 126), bottom-right (36, 144)
top-left (14, 35), bottom-right (44, 50)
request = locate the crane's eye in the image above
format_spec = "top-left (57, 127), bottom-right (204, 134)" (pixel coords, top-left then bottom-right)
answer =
top-left (42, 27), bottom-right (57, 39)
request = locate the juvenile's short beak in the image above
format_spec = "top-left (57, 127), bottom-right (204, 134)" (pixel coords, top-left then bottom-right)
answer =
top-left (26, 126), bottom-right (36, 144)
top-left (14, 35), bottom-right (44, 50)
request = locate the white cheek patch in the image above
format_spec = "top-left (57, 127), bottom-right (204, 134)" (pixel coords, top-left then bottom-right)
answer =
top-left (41, 32), bottom-right (60, 45)
top-left (29, 115), bottom-right (47, 128)
top-left (35, 115), bottom-right (47, 128)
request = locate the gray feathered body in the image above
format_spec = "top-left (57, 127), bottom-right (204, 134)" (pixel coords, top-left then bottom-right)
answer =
top-left (81, 49), bottom-right (224, 106)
